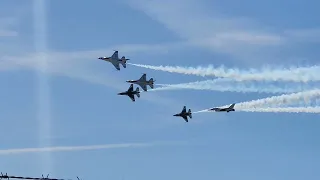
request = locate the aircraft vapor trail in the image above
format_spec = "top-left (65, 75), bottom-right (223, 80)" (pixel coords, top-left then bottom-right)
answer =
top-left (152, 79), bottom-right (316, 93)
top-left (238, 107), bottom-right (320, 113)
top-left (128, 63), bottom-right (320, 82)
top-left (0, 142), bottom-right (175, 155)
top-left (195, 107), bottom-right (320, 113)
top-left (235, 89), bottom-right (320, 109)
top-left (194, 89), bottom-right (320, 113)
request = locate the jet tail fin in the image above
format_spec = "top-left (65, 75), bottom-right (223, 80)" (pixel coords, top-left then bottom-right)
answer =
top-left (188, 109), bottom-right (192, 118)
top-left (136, 87), bottom-right (140, 98)
top-left (148, 78), bottom-right (155, 89)
top-left (120, 56), bottom-right (129, 68)
top-left (229, 103), bottom-right (235, 109)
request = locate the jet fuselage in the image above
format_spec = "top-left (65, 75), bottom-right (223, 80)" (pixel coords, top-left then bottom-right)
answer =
top-left (174, 112), bottom-right (191, 117)
top-left (126, 80), bottom-right (153, 85)
top-left (118, 91), bottom-right (139, 96)
top-left (98, 57), bottom-right (115, 63)
top-left (210, 108), bottom-right (235, 112)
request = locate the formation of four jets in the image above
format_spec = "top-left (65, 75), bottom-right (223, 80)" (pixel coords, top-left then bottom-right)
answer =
top-left (0, 173), bottom-right (72, 180)
top-left (98, 50), bottom-right (236, 122)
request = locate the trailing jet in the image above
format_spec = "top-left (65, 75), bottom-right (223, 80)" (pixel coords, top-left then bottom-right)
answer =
top-left (118, 84), bottom-right (140, 102)
top-left (0, 172), bottom-right (9, 180)
top-left (210, 103), bottom-right (235, 112)
top-left (98, 50), bottom-right (129, 70)
top-left (173, 106), bottom-right (192, 122)
top-left (40, 175), bottom-right (50, 180)
top-left (126, 73), bottom-right (155, 91)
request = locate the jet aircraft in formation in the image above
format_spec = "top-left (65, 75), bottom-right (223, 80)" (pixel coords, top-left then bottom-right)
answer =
top-left (0, 173), bottom-right (67, 180)
top-left (126, 73), bottom-right (155, 91)
top-left (97, 50), bottom-right (236, 121)
top-left (0, 173), bottom-right (9, 180)
top-left (209, 103), bottom-right (235, 112)
top-left (118, 84), bottom-right (140, 102)
top-left (173, 106), bottom-right (192, 122)
top-left (98, 50), bottom-right (129, 70)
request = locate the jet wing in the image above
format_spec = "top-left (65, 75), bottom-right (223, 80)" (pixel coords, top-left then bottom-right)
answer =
top-left (111, 61), bottom-right (120, 70)
top-left (182, 116), bottom-right (188, 122)
top-left (139, 74), bottom-right (146, 81)
top-left (140, 84), bottom-right (148, 91)
top-left (128, 84), bottom-right (134, 92)
top-left (111, 51), bottom-right (119, 59)
top-left (128, 94), bottom-right (135, 102)
top-left (210, 108), bottom-right (220, 111)
top-left (182, 106), bottom-right (186, 113)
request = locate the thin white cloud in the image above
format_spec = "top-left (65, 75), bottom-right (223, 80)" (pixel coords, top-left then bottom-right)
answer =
top-left (0, 29), bottom-right (18, 37)
top-left (284, 28), bottom-right (320, 43)
top-left (0, 17), bottom-right (18, 37)
top-left (0, 141), bottom-right (179, 155)
top-left (0, 43), bottom-right (186, 108)
top-left (126, 0), bottom-right (285, 46)
top-left (125, 0), bottom-right (320, 65)
top-left (0, 43), bottom-right (185, 89)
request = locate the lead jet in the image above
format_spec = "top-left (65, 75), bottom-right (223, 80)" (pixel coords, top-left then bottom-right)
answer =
top-left (39, 175), bottom-right (50, 180)
top-left (118, 84), bottom-right (140, 102)
top-left (210, 103), bottom-right (235, 112)
top-left (98, 50), bottom-right (129, 70)
top-left (126, 73), bottom-right (155, 91)
top-left (173, 106), bottom-right (192, 122)
top-left (0, 172), bottom-right (9, 180)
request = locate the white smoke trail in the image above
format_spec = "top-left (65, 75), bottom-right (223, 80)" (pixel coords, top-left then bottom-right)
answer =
top-left (151, 79), bottom-right (317, 93)
top-left (238, 107), bottom-right (320, 113)
top-left (195, 107), bottom-right (320, 113)
top-left (194, 89), bottom-right (320, 113)
top-left (128, 63), bottom-right (320, 82)
top-left (235, 89), bottom-right (320, 109)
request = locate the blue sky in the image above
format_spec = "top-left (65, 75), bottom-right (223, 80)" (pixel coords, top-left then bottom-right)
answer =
top-left (0, 0), bottom-right (320, 179)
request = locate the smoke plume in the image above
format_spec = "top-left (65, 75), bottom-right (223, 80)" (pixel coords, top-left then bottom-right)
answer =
top-left (152, 79), bottom-right (317, 93)
top-left (128, 63), bottom-right (320, 82)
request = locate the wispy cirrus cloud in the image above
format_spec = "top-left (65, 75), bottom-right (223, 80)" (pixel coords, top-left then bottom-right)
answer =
top-left (125, 0), bottom-right (320, 65)
top-left (0, 141), bottom-right (184, 155)
top-left (0, 43), bottom-right (187, 108)
top-left (125, 0), bottom-right (284, 46)
top-left (284, 28), bottom-right (320, 43)
top-left (0, 42), bottom-right (186, 88)
top-left (0, 17), bottom-right (18, 37)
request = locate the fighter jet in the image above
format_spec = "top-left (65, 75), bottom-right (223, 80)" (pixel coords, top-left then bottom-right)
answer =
top-left (126, 73), bottom-right (155, 91)
top-left (37, 174), bottom-right (65, 180)
top-left (210, 103), bottom-right (235, 112)
top-left (0, 173), bottom-right (9, 180)
top-left (173, 106), bottom-right (192, 122)
top-left (118, 84), bottom-right (140, 102)
top-left (40, 175), bottom-right (50, 180)
top-left (98, 50), bottom-right (129, 70)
